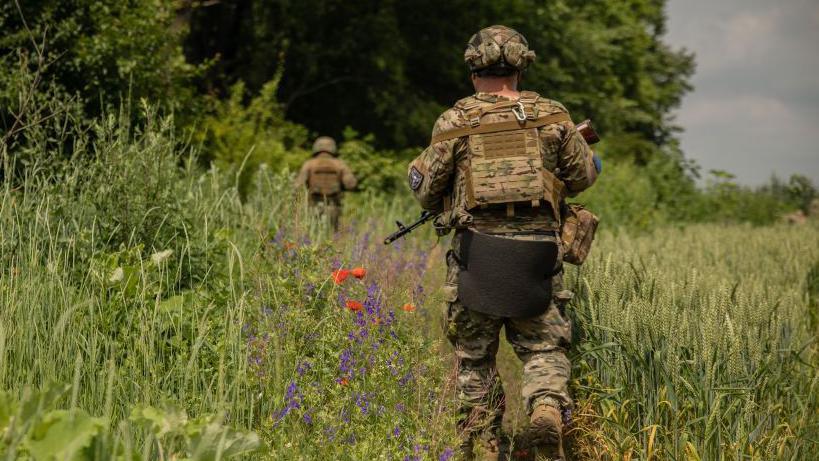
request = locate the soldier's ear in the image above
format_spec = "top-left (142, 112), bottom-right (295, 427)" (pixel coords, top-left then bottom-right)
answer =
top-left (470, 73), bottom-right (478, 88)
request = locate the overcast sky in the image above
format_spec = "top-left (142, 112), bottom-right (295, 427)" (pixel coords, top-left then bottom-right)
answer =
top-left (665, 0), bottom-right (819, 185)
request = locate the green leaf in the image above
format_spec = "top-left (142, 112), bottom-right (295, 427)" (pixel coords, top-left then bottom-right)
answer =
top-left (129, 406), bottom-right (187, 439)
top-left (159, 295), bottom-right (185, 313)
top-left (23, 410), bottom-right (106, 461)
top-left (187, 418), bottom-right (262, 460)
top-left (0, 391), bottom-right (17, 432)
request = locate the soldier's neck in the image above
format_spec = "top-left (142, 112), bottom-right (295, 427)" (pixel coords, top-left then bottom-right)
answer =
top-left (473, 77), bottom-right (520, 99)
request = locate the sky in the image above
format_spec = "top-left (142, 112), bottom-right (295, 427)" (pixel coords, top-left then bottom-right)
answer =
top-left (665, 0), bottom-right (819, 185)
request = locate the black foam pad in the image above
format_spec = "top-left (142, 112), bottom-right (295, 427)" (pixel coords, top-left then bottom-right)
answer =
top-left (458, 230), bottom-right (559, 318)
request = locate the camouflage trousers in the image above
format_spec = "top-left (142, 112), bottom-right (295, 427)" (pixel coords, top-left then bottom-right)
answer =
top-left (309, 195), bottom-right (341, 231)
top-left (443, 233), bottom-right (573, 443)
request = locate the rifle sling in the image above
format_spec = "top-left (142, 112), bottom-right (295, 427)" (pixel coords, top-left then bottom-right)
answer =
top-left (430, 112), bottom-right (571, 145)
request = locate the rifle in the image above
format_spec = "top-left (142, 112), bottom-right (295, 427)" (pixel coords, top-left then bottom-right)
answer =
top-left (383, 210), bottom-right (436, 245)
top-left (383, 120), bottom-right (600, 245)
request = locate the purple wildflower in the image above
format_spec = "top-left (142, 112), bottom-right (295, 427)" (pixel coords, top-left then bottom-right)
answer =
top-left (399, 371), bottom-right (413, 387)
top-left (355, 392), bottom-right (370, 415)
top-left (339, 348), bottom-right (354, 376)
top-left (439, 448), bottom-right (454, 461)
top-left (272, 381), bottom-right (302, 425)
top-left (272, 228), bottom-right (285, 245)
top-left (296, 361), bottom-right (311, 376)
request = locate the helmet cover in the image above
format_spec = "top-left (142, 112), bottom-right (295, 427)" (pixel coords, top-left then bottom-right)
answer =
top-left (464, 25), bottom-right (536, 73)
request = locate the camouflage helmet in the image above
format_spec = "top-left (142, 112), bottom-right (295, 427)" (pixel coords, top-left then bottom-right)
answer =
top-left (312, 136), bottom-right (337, 155)
top-left (464, 25), bottom-right (536, 73)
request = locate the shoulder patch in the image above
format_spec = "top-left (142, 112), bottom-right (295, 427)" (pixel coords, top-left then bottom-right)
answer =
top-left (409, 166), bottom-right (424, 190)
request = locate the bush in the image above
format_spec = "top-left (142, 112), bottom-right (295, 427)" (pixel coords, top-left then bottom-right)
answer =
top-left (0, 0), bottom-right (201, 119)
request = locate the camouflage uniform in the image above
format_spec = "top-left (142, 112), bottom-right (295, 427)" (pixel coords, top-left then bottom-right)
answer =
top-left (409, 91), bottom-right (597, 447)
top-left (294, 137), bottom-right (357, 230)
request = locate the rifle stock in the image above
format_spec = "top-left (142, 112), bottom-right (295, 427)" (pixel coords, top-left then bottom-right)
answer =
top-left (576, 119), bottom-right (600, 145)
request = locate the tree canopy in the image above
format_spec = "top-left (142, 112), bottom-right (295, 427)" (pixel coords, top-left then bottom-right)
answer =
top-left (184, 0), bottom-right (694, 149)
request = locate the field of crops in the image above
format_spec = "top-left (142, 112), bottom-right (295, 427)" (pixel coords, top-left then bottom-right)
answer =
top-left (1, 116), bottom-right (817, 460)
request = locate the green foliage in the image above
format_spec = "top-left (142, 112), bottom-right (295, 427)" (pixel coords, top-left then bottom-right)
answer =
top-left (193, 79), bottom-right (413, 195)
top-left (576, 159), bottom-right (666, 230)
top-left (0, 387), bottom-right (260, 460)
top-left (1, 100), bottom-right (455, 460)
top-left (24, 409), bottom-right (106, 460)
top-left (0, 0), bottom-right (200, 119)
top-left (193, 78), bottom-right (310, 195)
top-left (184, 0), bottom-right (693, 151)
top-left (338, 127), bottom-right (417, 194)
top-left (130, 406), bottom-right (262, 460)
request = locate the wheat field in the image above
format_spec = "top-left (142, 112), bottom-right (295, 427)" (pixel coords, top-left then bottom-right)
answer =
top-left (494, 223), bottom-right (819, 460)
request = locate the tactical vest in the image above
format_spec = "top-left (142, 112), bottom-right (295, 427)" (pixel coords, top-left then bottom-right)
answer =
top-left (431, 93), bottom-right (571, 220)
top-left (307, 157), bottom-right (342, 196)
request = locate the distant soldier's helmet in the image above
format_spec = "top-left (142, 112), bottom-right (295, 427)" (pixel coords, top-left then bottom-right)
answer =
top-left (312, 136), bottom-right (337, 155)
top-left (464, 25), bottom-right (536, 73)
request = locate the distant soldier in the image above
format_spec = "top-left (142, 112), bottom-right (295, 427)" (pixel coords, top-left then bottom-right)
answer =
top-left (810, 198), bottom-right (819, 218)
top-left (408, 26), bottom-right (599, 460)
top-left (295, 136), bottom-right (357, 230)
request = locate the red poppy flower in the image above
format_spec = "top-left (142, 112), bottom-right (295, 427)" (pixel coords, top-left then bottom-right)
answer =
top-left (401, 303), bottom-right (416, 313)
top-left (338, 377), bottom-right (349, 386)
top-left (351, 267), bottom-right (366, 279)
top-left (346, 300), bottom-right (363, 312)
top-left (332, 269), bottom-right (350, 285)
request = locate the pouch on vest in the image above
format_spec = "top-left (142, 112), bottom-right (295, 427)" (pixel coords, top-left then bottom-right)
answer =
top-left (560, 204), bottom-right (599, 265)
top-left (308, 163), bottom-right (342, 196)
top-left (458, 230), bottom-right (559, 318)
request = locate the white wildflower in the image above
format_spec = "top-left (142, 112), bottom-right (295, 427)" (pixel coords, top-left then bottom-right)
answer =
top-left (109, 267), bottom-right (124, 283)
top-left (151, 249), bottom-right (174, 266)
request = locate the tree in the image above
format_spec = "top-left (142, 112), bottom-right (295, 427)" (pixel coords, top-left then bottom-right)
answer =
top-left (184, 0), bottom-right (694, 152)
top-left (0, 0), bottom-right (199, 124)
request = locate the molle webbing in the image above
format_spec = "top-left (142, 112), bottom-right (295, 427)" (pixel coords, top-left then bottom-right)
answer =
top-left (467, 128), bottom-right (543, 209)
top-left (430, 112), bottom-right (571, 145)
top-left (308, 160), bottom-right (342, 195)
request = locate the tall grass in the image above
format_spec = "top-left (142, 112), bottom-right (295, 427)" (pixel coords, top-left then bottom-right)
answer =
top-left (0, 109), bottom-right (454, 459)
top-left (512, 223), bottom-right (817, 460)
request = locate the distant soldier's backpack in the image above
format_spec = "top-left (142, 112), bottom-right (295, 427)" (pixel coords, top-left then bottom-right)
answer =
top-left (307, 158), bottom-right (342, 196)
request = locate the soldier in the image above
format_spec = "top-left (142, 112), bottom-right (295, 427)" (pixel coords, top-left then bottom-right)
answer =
top-left (407, 26), bottom-right (599, 460)
top-left (294, 136), bottom-right (358, 231)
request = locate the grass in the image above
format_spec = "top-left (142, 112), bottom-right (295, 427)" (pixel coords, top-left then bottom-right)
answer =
top-left (496, 223), bottom-right (819, 460)
top-left (1, 109), bottom-right (817, 460)
top-left (0, 111), bottom-right (455, 460)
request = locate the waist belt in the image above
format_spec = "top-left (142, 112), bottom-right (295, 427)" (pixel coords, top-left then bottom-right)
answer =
top-left (458, 229), bottom-right (560, 318)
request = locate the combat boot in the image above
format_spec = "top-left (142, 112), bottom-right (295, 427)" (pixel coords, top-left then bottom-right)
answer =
top-left (525, 404), bottom-right (565, 460)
